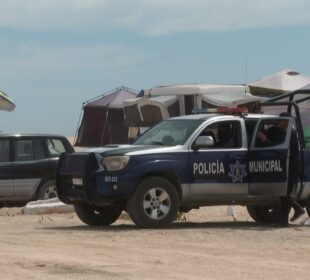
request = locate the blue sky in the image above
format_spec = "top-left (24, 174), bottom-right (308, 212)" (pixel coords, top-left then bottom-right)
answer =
top-left (0, 0), bottom-right (310, 136)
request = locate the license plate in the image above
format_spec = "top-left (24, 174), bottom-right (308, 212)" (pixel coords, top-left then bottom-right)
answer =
top-left (72, 178), bottom-right (83, 186)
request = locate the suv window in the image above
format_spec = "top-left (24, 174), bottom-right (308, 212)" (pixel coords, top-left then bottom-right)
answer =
top-left (15, 140), bottom-right (34, 161)
top-left (46, 138), bottom-right (66, 157)
top-left (0, 140), bottom-right (10, 162)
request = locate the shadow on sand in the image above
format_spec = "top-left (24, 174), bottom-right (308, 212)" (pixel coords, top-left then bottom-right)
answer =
top-left (45, 220), bottom-right (297, 233)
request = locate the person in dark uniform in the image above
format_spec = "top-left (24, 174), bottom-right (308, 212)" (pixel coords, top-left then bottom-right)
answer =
top-left (256, 120), bottom-right (287, 147)
top-left (257, 115), bottom-right (305, 224)
top-left (280, 115), bottom-right (305, 223)
top-left (216, 123), bottom-right (234, 147)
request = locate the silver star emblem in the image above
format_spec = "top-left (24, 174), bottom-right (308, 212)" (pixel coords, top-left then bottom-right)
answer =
top-left (228, 161), bottom-right (247, 183)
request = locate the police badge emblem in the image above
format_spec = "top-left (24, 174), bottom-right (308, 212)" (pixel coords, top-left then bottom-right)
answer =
top-left (228, 161), bottom-right (247, 183)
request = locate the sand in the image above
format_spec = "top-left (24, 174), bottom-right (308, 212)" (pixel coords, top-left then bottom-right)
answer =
top-left (0, 206), bottom-right (309, 280)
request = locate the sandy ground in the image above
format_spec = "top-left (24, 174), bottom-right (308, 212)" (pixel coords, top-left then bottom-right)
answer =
top-left (0, 206), bottom-right (309, 280)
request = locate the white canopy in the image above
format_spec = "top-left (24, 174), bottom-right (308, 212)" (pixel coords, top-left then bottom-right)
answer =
top-left (249, 69), bottom-right (310, 91)
top-left (144, 84), bottom-right (261, 107)
top-left (123, 83), bottom-right (262, 126)
top-left (293, 82), bottom-right (310, 93)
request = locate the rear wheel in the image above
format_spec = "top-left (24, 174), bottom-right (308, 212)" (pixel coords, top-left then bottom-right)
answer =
top-left (38, 180), bottom-right (57, 200)
top-left (127, 176), bottom-right (179, 228)
top-left (247, 205), bottom-right (285, 224)
top-left (74, 203), bottom-right (122, 226)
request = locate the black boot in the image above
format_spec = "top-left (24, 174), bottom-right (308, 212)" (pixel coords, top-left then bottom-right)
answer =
top-left (289, 199), bottom-right (305, 222)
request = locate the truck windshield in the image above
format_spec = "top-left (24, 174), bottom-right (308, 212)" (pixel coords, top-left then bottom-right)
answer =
top-left (134, 119), bottom-right (204, 146)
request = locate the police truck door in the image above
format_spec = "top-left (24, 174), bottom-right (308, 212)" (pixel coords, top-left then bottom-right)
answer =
top-left (189, 119), bottom-right (249, 197)
top-left (248, 117), bottom-right (292, 196)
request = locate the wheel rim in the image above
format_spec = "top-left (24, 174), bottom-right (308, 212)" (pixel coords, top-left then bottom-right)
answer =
top-left (43, 185), bottom-right (57, 199)
top-left (143, 187), bottom-right (171, 220)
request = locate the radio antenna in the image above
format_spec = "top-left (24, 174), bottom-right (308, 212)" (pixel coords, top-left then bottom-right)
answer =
top-left (245, 56), bottom-right (248, 85)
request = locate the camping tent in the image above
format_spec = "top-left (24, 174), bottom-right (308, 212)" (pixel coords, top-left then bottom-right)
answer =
top-left (75, 86), bottom-right (137, 146)
top-left (249, 69), bottom-right (310, 93)
top-left (124, 84), bottom-right (262, 127)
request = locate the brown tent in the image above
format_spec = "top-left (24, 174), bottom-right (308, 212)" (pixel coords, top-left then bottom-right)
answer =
top-left (75, 86), bottom-right (137, 147)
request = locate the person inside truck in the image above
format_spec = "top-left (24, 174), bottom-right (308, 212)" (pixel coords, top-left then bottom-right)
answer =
top-left (256, 120), bottom-right (287, 147)
top-left (216, 123), bottom-right (234, 147)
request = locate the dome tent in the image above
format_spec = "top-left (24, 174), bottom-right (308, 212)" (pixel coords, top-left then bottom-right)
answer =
top-left (75, 86), bottom-right (137, 147)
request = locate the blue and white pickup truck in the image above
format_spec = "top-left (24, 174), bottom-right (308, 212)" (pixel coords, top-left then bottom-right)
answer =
top-left (57, 93), bottom-right (310, 228)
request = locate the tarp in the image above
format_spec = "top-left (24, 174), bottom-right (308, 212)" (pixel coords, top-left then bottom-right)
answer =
top-left (0, 90), bottom-right (15, 111)
top-left (249, 69), bottom-right (310, 92)
top-left (75, 87), bottom-right (137, 146)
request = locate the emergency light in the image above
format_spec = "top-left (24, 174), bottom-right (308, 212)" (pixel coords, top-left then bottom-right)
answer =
top-left (192, 107), bottom-right (248, 115)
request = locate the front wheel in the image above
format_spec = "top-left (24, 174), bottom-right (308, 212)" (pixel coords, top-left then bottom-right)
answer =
top-left (74, 203), bottom-right (122, 226)
top-left (247, 205), bottom-right (285, 224)
top-left (127, 176), bottom-right (179, 228)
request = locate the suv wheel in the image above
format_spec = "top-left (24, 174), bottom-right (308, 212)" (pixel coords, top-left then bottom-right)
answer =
top-left (38, 180), bottom-right (57, 200)
top-left (247, 205), bottom-right (285, 224)
top-left (74, 203), bottom-right (122, 226)
top-left (127, 176), bottom-right (179, 228)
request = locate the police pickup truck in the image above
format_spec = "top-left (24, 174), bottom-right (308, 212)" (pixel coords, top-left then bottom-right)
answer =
top-left (57, 108), bottom-right (310, 228)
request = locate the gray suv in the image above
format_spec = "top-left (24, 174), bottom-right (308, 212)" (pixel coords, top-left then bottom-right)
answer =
top-left (0, 134), bottom-right (74, 207)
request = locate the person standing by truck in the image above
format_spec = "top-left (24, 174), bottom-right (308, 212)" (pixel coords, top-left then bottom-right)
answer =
top-left (283, 115), bottom-right (306, 223)
top-left (257, 114), bottom-right (305, 224)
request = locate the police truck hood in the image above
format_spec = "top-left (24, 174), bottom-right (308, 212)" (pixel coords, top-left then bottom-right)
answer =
top-left (82, 144), bottom-right (179, 157)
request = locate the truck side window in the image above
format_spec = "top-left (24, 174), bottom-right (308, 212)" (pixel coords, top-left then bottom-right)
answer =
top-left (254, 119), bottom-right (288, 147)
top-left (200, 121), bottom-right (242, 149)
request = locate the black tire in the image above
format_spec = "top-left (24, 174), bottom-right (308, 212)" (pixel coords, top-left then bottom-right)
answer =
top-left (38, 180), bottom-right (58, 200)
top-left (127, 176), bottom-right (179, 228)
top-left (74, 203), bottom-right (122, 226)
top-left (247, 205), bottom-right (284, 224)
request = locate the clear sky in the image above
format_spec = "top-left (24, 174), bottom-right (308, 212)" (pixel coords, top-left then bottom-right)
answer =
top-left (0, 0), bottom-right (309, 137)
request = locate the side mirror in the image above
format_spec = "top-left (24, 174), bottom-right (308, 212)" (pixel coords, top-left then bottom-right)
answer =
top-left (193, 136), bottom-right (214, 150)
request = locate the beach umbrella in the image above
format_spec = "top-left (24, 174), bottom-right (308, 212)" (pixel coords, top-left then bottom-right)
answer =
top-left (0, 90), bottom-right (16, 111)
top-left (249, 69), bottom-right (310, 92)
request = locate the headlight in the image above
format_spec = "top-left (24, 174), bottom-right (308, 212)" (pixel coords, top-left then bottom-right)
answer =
top-left (101, 156), bottom-right (130, 171)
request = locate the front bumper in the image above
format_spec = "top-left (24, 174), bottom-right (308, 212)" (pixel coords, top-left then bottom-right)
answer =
top-left (56, 152), bottom-right (137, 205)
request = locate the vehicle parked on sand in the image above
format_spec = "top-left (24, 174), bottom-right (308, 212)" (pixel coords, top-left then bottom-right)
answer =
top-left (0, 134), bottom-right (74, 207)
top-left (56, 99), bottom-right (310, 228)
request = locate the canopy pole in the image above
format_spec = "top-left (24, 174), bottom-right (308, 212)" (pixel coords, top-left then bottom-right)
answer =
top-left (73, 103), bottom-right (85, 146)
top-left (100, 106), bottom-right (110, 145)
